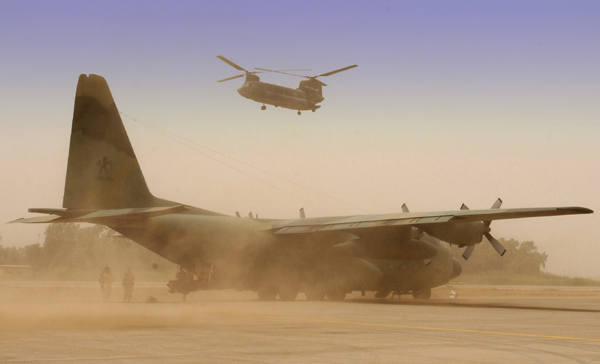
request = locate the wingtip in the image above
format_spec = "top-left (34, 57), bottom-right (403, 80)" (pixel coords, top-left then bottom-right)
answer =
top-left (560, 207), bottom-right (594, 214)
top-left (569, 206), bottom-right (594, 214)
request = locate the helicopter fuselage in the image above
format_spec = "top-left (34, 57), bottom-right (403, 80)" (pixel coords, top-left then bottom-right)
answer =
top-left (238, 81), bottom-right (323, 111)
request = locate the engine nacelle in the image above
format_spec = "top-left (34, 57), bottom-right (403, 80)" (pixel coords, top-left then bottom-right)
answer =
top-left (421, 221), bottom-right (486, 247)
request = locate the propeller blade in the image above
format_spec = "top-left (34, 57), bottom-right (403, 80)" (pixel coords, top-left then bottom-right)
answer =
top-left (401, 203), bottom-right (409, 213)
top-left (485, 232), bottom-right (506, 256)
top-left (484, 198), bottom-right (503, 228)
top-left (217, 55), bottom-right (247, 72)
top-left (460, 203), bottom-right (469, 210)
top-left (317, 64), bottom-right (358, 77)
top-left (299, 208), bottom-right (305, 219)
top-left (462, 245), bottom-right (475, 260)
top-left (491, 198), bottom-right (503, 210)
top-left (217, 74), bottom-right (245, 83)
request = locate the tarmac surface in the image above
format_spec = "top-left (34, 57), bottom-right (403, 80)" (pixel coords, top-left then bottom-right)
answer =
top-left (1, 282), bottom-right (599, 363)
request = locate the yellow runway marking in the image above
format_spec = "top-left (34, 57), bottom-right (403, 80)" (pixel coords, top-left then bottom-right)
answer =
top-left (269, 316), bottom-right (600, 343)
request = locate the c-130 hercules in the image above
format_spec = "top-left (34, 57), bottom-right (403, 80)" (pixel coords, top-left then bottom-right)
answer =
top-left (14, 75), bottom-right (592, 301)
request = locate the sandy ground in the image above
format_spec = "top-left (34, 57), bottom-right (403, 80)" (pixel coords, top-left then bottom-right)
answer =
top-left (0, 282), bottom-right (599, 363)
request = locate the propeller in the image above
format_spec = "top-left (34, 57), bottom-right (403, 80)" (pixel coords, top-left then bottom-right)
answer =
top-left (401, 203), bottom-right (409, 213)
top-left (217, 55), bottom-right (263, 82)
top-left (255, 64), bottom-right (358, 86)
top-left (461, 198), bottom-right (506, 260)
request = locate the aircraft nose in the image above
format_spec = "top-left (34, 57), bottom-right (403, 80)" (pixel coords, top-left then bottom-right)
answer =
top-left (450, 257), bottom-right (462, 280)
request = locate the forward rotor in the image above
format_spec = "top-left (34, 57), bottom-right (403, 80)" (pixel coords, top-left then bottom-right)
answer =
top-left (217, 55), bottom-right (263, 82)
top-left (255, 64), bottom-right (358, 86)
top-left (217, 56), bottom-right (312, 83)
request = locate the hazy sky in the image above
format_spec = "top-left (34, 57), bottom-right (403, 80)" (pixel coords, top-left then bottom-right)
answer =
top-left (1, 1), bottom-right (598, 278)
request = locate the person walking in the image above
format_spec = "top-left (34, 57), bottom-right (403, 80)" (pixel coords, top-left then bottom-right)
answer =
top-left (99, 266), bottom-right (115, 302)
top-left (122, 266), bottom-right (135, 303)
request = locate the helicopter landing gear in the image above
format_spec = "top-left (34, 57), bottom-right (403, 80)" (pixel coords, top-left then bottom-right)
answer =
top-left (261, 105), bottom-right (266, 111)
top-left (297, 111), bottom-right (302, 115)
top-left (311, 109), bottom-right (316, 112)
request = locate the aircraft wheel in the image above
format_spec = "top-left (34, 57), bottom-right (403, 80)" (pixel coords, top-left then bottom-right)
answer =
top-left (297, 111), bottom-right (301, 115)
top-left (374, 289), bottom-right (391, 299)
top-left (304, 285), bottom-right (326, 301)
top-left (261, 105), bottom-right (266, 110)
top-left (278, 285), bottom-right (299, 301)
top-left (326, 286), bottom-right (346, 301)
top-left (257, 286), bottom-right (278, 301)
top-left (412, 288), bottom-right (431, 300)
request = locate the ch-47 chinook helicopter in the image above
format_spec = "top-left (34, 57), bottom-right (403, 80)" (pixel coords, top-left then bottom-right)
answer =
top-left (217, 55), bottom-right (357, 115)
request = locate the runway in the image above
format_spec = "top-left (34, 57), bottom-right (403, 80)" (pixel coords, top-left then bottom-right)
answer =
top-left (1, 283), bottom-right (599, 363)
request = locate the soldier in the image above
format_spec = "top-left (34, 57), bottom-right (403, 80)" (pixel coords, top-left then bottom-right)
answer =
top-left (167, 266), bottom-right (193, 301)
top-left (99, 266), bottom-right (115, 302)
top-left (194, 257), bottom-right (213, 285)
top-left (122, 266), bottom-right (135, 302)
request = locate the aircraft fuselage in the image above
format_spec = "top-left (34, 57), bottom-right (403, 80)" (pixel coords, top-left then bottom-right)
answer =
top-left (108, 211), bottom-right (459, 297)
top-left (237, 81), bottom-right (323, 111)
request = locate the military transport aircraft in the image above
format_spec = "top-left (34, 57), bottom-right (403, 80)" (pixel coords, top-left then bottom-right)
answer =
top-left (14, 74), bottom-right (592, 301)
top-left (217, 55), bottom-right (357, 115)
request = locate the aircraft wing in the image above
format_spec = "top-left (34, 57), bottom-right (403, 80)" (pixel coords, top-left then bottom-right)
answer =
top-left (268, 206), bottom-right (592, 234)
top-left (11, 205), bottom-right (188, 224)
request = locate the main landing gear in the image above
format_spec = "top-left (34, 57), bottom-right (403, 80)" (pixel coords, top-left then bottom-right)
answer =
top-left (297, 111), bottom-right (301, 115)
top-left (255, 276), bottom-right (348, 302)
top-left (261, 105), bottom-right (266, 110)
top-left (412, 288), bottom-right (432, 300)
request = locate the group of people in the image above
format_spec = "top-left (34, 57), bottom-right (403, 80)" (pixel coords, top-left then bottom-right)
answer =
top-left (98, 266), bottom-right (135, 302)
top-left (167, 258), bottom-right (214, 301)
top-left (101, 259), bottom-right (214, 302)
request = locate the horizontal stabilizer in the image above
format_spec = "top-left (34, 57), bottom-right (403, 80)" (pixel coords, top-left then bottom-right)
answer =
top-left (75, 205), bottom-right (188, 221)
top-left (12, 205), bottom-right (188, 224)
top-left (10, 215), bottom-right (64, 224)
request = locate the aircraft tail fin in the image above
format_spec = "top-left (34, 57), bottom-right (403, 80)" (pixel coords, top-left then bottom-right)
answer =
top-left (63, 74), bottom-right (160, 209)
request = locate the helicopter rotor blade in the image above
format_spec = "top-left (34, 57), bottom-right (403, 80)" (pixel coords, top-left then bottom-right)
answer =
top-left (256, 65), bottom-right (357, 79)
top-left (254, 68), bottom-right (308, 78)
top-left (217, 55), bottom-right (247, 72)
top-left (217, 74), bottom-right (245, 83)
top-left (317, 64), bottom-right (358, 77)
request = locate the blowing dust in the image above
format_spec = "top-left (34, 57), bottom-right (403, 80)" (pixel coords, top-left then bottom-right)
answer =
top-left (0, 282), bottom-right (260, 332)
top-left (2, 280), bottom-right (600, 334)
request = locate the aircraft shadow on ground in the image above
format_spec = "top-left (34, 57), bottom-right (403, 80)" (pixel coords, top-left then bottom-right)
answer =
top-left (344, 298), bottom-right (600, 313)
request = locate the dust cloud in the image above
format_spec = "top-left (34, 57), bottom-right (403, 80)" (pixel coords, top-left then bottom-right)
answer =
top-left (2, 280), bottom-right (600, 334)
top-left (0, 281), bottom-right (259, 332)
